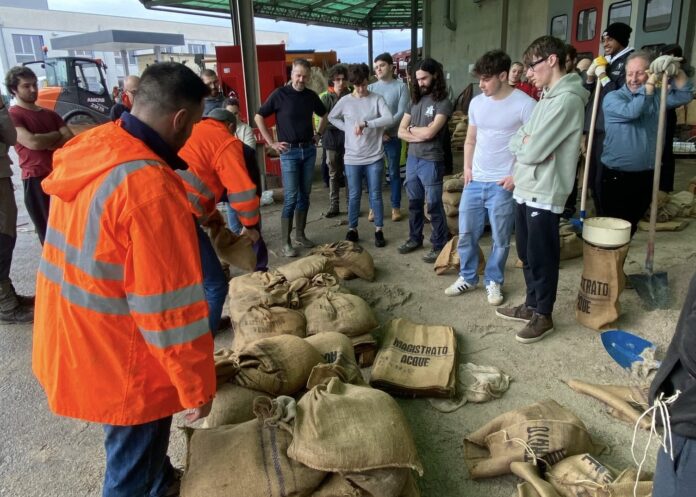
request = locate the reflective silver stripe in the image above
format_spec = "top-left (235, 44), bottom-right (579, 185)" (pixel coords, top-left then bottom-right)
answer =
top-left (44, 159), bottom-right (156, 281)
top-left (178, 170), bottom-right (215, 200)
top-left (236, 208), bottom-right (260, 220)
top-left (127, 284), bottom-right (206, 314)
top-left (140, 317), bottom-right (209, 348)
top-left (227, 187), bottom-right (257, 203)
top-left (45, 227), bottom-right (124, 281)
top-left (186, 192), bottom-right (207, 218)
top-left (39, 258), bottom-right (130, 315)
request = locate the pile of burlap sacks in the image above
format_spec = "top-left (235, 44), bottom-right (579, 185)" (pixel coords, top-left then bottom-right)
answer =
top-left (463, 399), bottom-right (653, 497)
top-left (449, 111), bottom-right (467, 151)
top-left (637, 190), bottom-right (696, 232)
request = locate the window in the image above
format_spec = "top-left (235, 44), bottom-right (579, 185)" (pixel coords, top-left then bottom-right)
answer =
top-left (68, 49), bottom-right (95, 58)
top-left (644, 0), bottom-right (673, 32)
top-left (550, 15), bottom-right (568, 40)
top-left (73, 60), bottom-right (105, 95)
top-left (12, 34), bottom-right (44, 63)
top-left (114, 50), bottom-right (137, 66)
top-left (608, 1), bottom-right (632, 26)
top-left (576, 8), bottom-right (597, 41)
top-left (188, 44), bottom-right (205, 55)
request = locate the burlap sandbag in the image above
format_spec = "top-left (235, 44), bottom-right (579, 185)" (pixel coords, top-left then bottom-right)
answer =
top-left (311, 472), bottom-right (420, 497)
top-left (310, 241), bottom-right (375, 281)
top-left (351, 333), bottom-right (378, 367)
top-left (511, 461), bottom-right (562, 497)
top-left (565, 380), bottom-right (651, 430)
top-left (304, 292), bottom-right (378, 337)
top-left (464, 400), bottom-right (605, 479)
top-left (202, 383), bottom-right (266, 428)
top-left (546, 455), bottom-right (652, 497)
top-left (229, 271), bottom-right (299, 323)
top-left (182, 397), bottom-right (326, 497)
top-left (370, 318), bottom-right (456, 398)
top-left (288, 378), bottom-right (424, 475)
top-left (232, 305), bottom-right (307, 351)
top-left (300, 273), bottom-right (345, 307)
top-left (442, 191), bottom-right (462, 217)
top-left (277, 255), bottom-right (336, 282)
top-left (233, 335), bottom-right (324, 395)
top-left (446, 216), bottom-right (459, 236)
top-left (575, 242), bottom-right (629, 331)
top-left (433, 236), bottom-right (485, 276)
top-left (305, 332), bottom-right (366, 387)
top-left (559, 232), bottom-right (583, 261)
top-left (204, 214), bottom-right (256, 271)
top-left (638, 219), bottom-right (689, 231)
top-left (443, 176), bottom-right (464, 193)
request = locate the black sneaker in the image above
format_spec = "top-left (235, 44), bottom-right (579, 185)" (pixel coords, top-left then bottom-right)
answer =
top-left (422, 249), bottom-right (440, 264)
top-left (0, 304), bottom-right (34, 324)
top-left (346, 229), bottom-right (359, 242)
top-left (375, 230), bottom-right (386, 248)
top-left (515, 313), bottom-right (555, 344)
top-left (398, 239), bottom-right (422, 254)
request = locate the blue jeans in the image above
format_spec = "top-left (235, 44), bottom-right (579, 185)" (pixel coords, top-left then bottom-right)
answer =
top-left (196, 224), bottom-right (227, 335)
top-left (457, 181), bottom-right (515, 285)
top-left (345, 159), bottom-right (385, 229)
top-left (280, 145), bottom-right (316, 218)
top-left (383, 137), bottom-right (403, 209)
top-left (653, 433), bottom-right (696, 497)
top-left (404, 155), bottom-right (448, 250)
top-left (103, 416), bottom-right (174, 497)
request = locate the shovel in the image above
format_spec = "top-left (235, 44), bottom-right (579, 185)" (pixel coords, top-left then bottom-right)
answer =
top-left (628, 72), bottom-right (670, 309)
top-left (601, 329), bottom-right (660, 369)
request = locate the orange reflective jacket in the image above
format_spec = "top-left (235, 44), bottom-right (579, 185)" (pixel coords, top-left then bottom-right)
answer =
top-left (178, 119), bottom-right (260, 226)
top-left (32, 122), bottom-right (215, 426)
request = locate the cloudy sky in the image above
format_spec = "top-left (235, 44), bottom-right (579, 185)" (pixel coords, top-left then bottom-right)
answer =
top-left (47, 0), bottom-right (421, 63)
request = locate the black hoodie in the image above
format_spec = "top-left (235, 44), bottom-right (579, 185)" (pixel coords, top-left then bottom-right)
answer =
top-left (649, 272), bottom-right (696, 439)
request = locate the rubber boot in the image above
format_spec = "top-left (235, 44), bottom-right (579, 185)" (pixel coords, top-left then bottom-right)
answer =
top-left (294, 210), bottom-right (315, 248)
top-left (325, 175), bottom-right (340, 218)
top-left (0, 279), bottom-right (33, 324)
top-left (281, 217), bottom-right (298, 257)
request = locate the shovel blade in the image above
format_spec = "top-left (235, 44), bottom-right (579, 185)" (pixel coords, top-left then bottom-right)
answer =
top-left (601, 329), bottom-right (656, 369)
top-left (628, 271), bottom-right (669, 310)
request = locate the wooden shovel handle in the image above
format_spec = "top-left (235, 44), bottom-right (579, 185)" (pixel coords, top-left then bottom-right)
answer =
top-left (580, 79), bottom-right (602, 220)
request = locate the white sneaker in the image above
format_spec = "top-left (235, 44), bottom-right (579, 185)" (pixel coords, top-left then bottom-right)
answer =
top-left (486, 281), bottom-right (504, 305)
top-left (445, 276), bottom-right (476, 296)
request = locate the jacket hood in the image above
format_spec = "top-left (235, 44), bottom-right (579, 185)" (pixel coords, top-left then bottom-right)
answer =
top-left (43, 122), bottom-right (163, 202)
top-left (543, 72), bottom-right (590, 105)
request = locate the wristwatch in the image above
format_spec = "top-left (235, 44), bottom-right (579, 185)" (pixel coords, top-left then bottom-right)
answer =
top-left (363, 120), bottom-right (368, 128)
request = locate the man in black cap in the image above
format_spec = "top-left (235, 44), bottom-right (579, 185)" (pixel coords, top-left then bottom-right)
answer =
top-left (583, 22), bottom-right (633, 215)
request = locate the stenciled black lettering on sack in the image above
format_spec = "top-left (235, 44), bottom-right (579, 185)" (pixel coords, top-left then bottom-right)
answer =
top-left (392, 338), bottom-right (448, 356)
top-left (580, 277), bottom-right (609, 297)
top-left (523, 426), bottom-right (550, 461)
top-left (580, 454), bottom-right (613, 485)
top-left (576, 295), bottom-right (592, 314)
top-left (400, 355), bottom-right (431, 367)
top-left (323, 351), bottom-right (338, 363)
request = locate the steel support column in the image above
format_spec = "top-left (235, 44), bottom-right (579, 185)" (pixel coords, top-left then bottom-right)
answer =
top-left (367, 23), bottom-right (373, 66)
top-left (120, 50), bottom-right (130, 76)
top-left (410, 0), bottom-right (418, 62)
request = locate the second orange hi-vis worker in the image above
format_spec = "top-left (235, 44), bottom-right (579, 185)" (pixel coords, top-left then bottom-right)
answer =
top-left (178, 110), bottom-right (260, 227)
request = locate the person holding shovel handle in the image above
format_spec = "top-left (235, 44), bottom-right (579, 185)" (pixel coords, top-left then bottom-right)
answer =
top-left (599, 52), bottom-right (693, 237)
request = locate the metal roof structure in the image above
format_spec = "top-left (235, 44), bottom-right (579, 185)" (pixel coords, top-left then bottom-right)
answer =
top-left (140, 0), bottom-right (422, 30)
top-left (50, 30), bottom-right (185, 52)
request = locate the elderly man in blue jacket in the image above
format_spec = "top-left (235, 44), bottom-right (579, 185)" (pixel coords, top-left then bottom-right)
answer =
top-left (599, 51), bottom-right (692, 236)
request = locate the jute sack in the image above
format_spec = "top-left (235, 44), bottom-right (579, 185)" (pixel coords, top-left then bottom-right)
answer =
top-left (351, 333), bottom-right (378, 367)
top-left (204, 214), bottom-right (256, 271)
top-left (202, 383), bottom-right (267, 428)
top-left (300, 273), bottom-right (345, 307)
top-left (304, 292), bottom-right (378, 337)
top-left (311, 472), bottom-right (419, 497)
top-left (463, 400), bottom-right (605, 479)
top-left (181, 397), bottom-right (326, 497)
top-left (311, 241), bottom-right (375, 281)
top-left (277, 255), bottom-right (336, 282)
top-left (433, 236), bottom-right (485, 276)
top-left (446, 216), bottom-right (459, 236)
top-left (511, 461), bottom-right (562, 497)
top-left (232, 305), bottom-right (307, 351)
top-left (559, 232), bottom-right (583, 261)
top-left (443, 176), bottom-right (464, 193)
top-left (442, 191), bottom-right (462, 217)
top-left (288, 378), bottom-right (424, 475)
top-left (565, 380), bottom-right (651, 430)
top-left (547, 455), bottom-right (652, 497)
top-left (305, 332), bottom-right (366, 387)
top-left (575, 242), bottom-right (629, 331)
top-left (369, 318), bottom-right (456, 398)
top-left (233, 335), bottom-right (324, 395)
top-left (229, 271), bottom-right (299, 324)
top-left (638, 219), bottom-right (689, 231)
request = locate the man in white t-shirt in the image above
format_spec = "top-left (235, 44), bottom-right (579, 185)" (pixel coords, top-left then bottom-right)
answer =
top-left (445, 50), bottom-right (535, 305)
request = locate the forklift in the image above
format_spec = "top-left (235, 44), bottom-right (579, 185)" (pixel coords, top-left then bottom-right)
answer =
top-left (23, 56), bottom-right (113, 126)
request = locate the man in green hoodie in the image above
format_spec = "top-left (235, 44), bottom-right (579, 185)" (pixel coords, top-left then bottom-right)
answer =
top-left (496, 36), bottom-right (589, 344)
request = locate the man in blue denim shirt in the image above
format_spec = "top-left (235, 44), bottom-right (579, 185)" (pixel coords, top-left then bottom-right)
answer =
top-left (600, 52), bottom-right (693, 236)
top-left (255, 59), bottom-right (327, 257)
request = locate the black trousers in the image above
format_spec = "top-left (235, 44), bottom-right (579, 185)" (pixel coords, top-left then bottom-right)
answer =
top-left (0, 177), bottom-right (18, 281)
top-left (23, 176), bottom-right (50, 245)
top-left (586, 131), bottom-right (606, 215)
top-left (600, 165), bottom-right (653, 237)
top-left (515, 202), bottom-right (560, 316)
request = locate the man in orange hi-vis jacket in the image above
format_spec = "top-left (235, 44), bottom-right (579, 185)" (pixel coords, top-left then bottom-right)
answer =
top-left (32, 63), bottom-right (215, 497)
top-left (178, 107), bottom-right (260, 335)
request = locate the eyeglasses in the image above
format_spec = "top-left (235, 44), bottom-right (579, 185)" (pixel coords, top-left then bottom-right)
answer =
top-left (528, 56), bottom-right (549, 72)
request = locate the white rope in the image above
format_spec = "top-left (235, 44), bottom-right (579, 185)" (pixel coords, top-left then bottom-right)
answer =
top-left (630, 390), bottom-right (681, 497)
